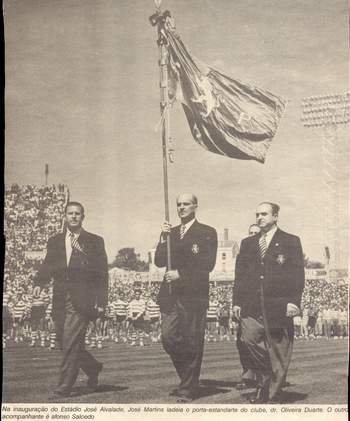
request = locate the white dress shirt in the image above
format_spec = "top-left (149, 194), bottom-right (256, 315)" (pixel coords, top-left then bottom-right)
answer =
top-left (65, 229), bottom-right (81, 265)
top-left (263, 225), bottom-right (278, 249)
top-left (180, 218), bottom-right (196, 237)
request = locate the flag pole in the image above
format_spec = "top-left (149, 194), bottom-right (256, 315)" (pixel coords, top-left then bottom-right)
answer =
top-left (45, 163), bottom-right (49, 185)
top-left (150, 3), bottom-right (172, 280)
top-left (159, 19), bottom-right (172, 273)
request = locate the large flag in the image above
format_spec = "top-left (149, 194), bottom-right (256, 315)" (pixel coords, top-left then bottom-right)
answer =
top-left (162, 17), bottom-right (286, 163)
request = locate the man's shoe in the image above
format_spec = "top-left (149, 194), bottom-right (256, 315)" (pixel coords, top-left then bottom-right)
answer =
top-left (236, 378), bottom-right (257, 390)
top-left (269, 391), bottom-right (283, 404)
top-left (249, 386), bottom-right (269, 404)
top-left (86, 362), bottom-right (103, 391)
top-left (49, 389), bottom-right (71, 400)
top-left (236, 381), bottom-right (248, 390)
top-left (169, 387), bottom-right (180, 397)
top-left (176, 394), bottom-right (194, 403)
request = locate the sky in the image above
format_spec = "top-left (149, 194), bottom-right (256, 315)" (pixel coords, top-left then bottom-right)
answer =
top-left (4, 0), bottom-right (349, 265)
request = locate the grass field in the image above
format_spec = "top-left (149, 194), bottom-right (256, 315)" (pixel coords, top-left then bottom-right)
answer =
top-left (3, 338), bottom-right (348, 404)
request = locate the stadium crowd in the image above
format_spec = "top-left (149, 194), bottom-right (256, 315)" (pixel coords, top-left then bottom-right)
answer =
top-left (3, 184), bottom-right (68, 349)
top-left (295, 278), bottom-right (348, 339)
top-left (2, 184), bottom-right (349, 351)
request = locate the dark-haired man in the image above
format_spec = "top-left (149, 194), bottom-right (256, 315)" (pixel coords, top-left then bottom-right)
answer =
top-left (155, 193), bottom-right (218, 402)
top-left (235, 223), bottom-right (261, 390)
top-left (37, 202), bottom-right (108, 398)
top-left (248, 224), bottom-right (261, 236)
top-left (233, 202), bottom-right (304, 403)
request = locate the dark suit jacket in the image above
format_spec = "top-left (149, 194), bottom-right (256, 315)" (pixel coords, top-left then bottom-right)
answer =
top-left (155, 220), bottom-right (218, 311)
top-left (37, 229), bottom-right (108, 321)
top-left (233, 228), bottom-right (305, 328)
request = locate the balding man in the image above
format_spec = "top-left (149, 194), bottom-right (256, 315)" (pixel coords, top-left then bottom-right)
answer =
top-left (233, 202), bottom-right (304, 403)
top-left (155, 194), bottom-right (218, 402)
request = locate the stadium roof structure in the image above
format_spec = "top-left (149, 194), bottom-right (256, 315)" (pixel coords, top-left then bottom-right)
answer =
top-left (301, 93), bottom-right (350, 127)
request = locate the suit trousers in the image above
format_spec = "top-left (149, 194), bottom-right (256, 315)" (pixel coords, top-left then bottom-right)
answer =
top-left (238, 316), bottom-right (293, 399)
top-left (161, 300), bottom-right (207, 397)
top-left (55, 293), bottom-right (101, 393)
top-left (236, 325), bottom-right (256, 383)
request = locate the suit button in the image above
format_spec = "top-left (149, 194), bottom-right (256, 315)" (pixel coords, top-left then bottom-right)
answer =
top-left (260, 275), bottom-right (264, 279)
top-left (261, 262), bottom-right (264, 265)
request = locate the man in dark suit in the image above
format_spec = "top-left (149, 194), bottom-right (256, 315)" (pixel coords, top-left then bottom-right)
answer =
top-left (235, 223), bottom-right (261, 391)
top-left (37, 201), bottom-right (108, 398)
top-left (233, 202), bottom-right (304, 403)
top-left (155, 193), bottom-right (218, 402)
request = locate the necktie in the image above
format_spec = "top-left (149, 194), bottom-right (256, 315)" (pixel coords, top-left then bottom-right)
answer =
top-left (259, 234), bottom-right (267, 259)
top-left (70, 232), bottom-right (84, 253)
top-left (180, 224), bottom-right (186, 240)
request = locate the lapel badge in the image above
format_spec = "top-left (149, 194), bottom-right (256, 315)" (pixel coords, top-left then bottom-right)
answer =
top-left (275, 243), bottom-right (279, 246)
top-left (276, 254), bottom-right (285, 265)
top-left (192, 244), bottom-right (199, 254)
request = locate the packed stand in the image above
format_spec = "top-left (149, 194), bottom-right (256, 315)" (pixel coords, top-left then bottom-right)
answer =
top-left (294, 278), bottom-right (348, 340)
top-left (3, 184), bottom-right (68, 349)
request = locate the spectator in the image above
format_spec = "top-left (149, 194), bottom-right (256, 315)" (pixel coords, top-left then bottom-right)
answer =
top-left (323, 307), bottom-right (333, 340)
top-left (308, 305), bottom-right (318, 339)
top-left (301, 305), bottom-right (309, 339)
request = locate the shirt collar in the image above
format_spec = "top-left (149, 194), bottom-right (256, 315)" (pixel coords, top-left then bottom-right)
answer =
top-left (181, 218), bottom-right (196, 231)
top-left (263, 225), bottom-right (277, 241)
top-left (66, 228), bottom-right (82, 239)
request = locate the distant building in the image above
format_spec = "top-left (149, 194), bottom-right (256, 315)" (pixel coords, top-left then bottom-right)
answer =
top-left (305, 268), bottom-right (349, 283)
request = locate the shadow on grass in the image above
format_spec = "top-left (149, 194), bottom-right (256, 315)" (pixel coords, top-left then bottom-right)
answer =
top-left (241, 390), bottom-right (308, 404)
top-left (278, 390), bottom-right (308, 404)
top-left (200, 379), bottom-right (239, 389)
top-left (194, 379), bottom-right (237, 399)
top-left (71, 384), bottom-right (129, 397)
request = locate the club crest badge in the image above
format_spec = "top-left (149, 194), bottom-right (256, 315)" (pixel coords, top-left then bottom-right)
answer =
top-left (192, 244), bottom-right (199, 254)
top-left (276, 254), bottom-right (286, 265)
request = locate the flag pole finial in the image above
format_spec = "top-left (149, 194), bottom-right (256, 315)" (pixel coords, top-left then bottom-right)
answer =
top-left (154, 0), bottom-right (162, 9)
